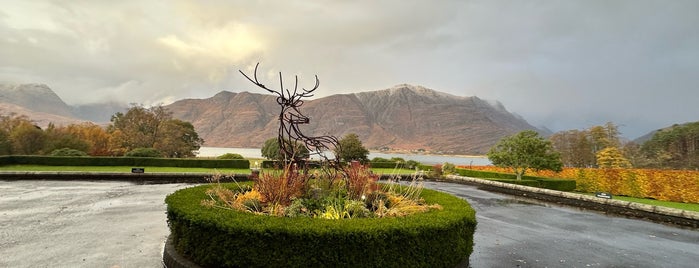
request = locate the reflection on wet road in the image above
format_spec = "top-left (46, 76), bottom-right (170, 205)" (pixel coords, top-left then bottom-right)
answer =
top-left (1, 180), bottom-right (697, 267)
top-left (423, 181), bottom-right (699, 268)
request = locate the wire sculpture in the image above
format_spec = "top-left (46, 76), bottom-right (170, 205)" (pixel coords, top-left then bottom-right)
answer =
top-left (239, 63), bottom-right (342, 171)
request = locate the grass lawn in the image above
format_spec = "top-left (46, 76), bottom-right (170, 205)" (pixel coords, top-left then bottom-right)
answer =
top-left (580, 193), bottom-right (699, 212)
top-left (4, 164), bottom-right (694, 212)
top-left (0, 165), bottom-right (419, 175)
top-left (0, 165), bottom-right (250, 174)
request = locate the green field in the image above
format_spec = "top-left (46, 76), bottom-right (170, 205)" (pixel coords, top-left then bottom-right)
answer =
top-left (580, 193), bottom-right (699, 212)
top-left (0, 165), bottom-right (418, 175)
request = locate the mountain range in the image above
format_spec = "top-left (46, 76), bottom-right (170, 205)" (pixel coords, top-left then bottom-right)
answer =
top-left (1, 83), bottom-right (545, 154)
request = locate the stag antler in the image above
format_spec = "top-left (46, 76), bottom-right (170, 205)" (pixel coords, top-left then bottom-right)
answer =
top-left (239, 63), bottom-right (319, 104)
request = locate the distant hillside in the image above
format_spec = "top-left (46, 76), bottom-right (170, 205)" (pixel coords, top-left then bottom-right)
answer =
top-left (634, 121), bottom-right (698, 144)
top-left (0, 82), bottom-right (546, 154)
top-left (0, 83), bottom-right (126, 124)
top-left (0, 102), bottom-right (86, 128)
top-left (166, 84), bottom-right (543, 154)
top-left (0, 83), bottom-right (74, 117)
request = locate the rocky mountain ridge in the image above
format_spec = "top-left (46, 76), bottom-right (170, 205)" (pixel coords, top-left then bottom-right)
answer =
top-left (0, 82), bottom-right (543, 154)
top-left (0, 83), bottom-right (127, 124)
top-left (165, 84), bottom-right (542, 154)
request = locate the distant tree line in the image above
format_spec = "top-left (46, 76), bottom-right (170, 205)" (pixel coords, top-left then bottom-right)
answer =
top-left (0, 105), bottom-right (203, 158)
top-left (638, 122), bottom-right (699, 169)
top-left (549, 121), bottom-right (698, 170)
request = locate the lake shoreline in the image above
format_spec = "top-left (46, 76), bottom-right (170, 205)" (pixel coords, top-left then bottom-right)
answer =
top-left (197, 147), bottom-right (492, 166)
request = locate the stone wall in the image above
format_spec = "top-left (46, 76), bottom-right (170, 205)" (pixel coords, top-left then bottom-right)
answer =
top-left (443, 175), bottom-right (699, 228)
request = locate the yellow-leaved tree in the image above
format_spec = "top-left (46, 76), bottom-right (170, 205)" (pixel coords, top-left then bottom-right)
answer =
top-left (596, 147), bottom-right (632, 168)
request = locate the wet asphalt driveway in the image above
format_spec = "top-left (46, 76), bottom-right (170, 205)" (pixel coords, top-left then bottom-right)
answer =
top-left (1, 180), bottom-right (697, 267)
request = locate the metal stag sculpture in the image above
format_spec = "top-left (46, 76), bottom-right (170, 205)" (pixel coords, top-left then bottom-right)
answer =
top-left (239, 63), bottom-right (341, 170)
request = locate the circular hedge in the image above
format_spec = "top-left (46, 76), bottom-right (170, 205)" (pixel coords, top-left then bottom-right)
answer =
top-left (165, 182), bottom-right (477, 268)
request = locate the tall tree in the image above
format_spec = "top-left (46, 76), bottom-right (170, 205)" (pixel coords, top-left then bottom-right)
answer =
top-left (550, 122), bottom-right (624, 168)
top-left (641, 121), bottom-right (699, 169)
top-left (65, 122), bottom-right (111, 156)
top-left (107, 104), bottom-right (202, 157)
top-left (550, 129), bottom-right (595, 167)
top-left (155, 119), bottom-right (204, 158)
top-left (335, 133), bottom-right (369, 163)
top-left (261, 137), bottom-right (309, 161)
top-left (487, 130), bottom-right (563, 180)
top-left (10, 121), bottom-right (45, 155)
top-left (43, 123), bottom-right (90, 154)
top-left (596, 147), bottom-right (632, 168)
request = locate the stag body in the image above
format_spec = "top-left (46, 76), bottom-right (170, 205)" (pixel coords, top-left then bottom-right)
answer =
top-left (239, 63), bottom-right (341, 167)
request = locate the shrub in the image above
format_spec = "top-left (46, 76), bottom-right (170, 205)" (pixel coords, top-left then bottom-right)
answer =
top-left (0, 155), bottom-right (249, 168)
top-left (50, 148), bottom-right (88, 157)
top-left (125, 147), bottom-right (162, 157)
top-left (405, 159), bottom-right (421, 169)
top-left (371, 157), bottom-right (390, 162)
top-left (217, 153), bottom-right (245, 159)
top-left (454, 168), bottom-right (576, 191)
top-left (431, 164), bottom-right (443, 177)
top-left (442, 162), bottom-right (455, 175)
top-left (343, 161), bottom-right (379, 200)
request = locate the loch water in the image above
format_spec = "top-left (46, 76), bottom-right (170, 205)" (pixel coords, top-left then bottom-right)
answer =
top-left (197, 146), bottom-right (491, 166)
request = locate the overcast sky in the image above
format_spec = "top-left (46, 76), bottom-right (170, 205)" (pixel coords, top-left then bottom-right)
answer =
top-left (1, 1), bottom-right (697, 139)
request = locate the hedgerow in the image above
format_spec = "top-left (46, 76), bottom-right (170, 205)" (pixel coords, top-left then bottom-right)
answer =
top-left (165, 182), bottom-right (476, 268)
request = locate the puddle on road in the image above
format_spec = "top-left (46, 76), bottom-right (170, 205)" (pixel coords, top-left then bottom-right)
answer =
top-left (457, 194), bottom-right (549, 208)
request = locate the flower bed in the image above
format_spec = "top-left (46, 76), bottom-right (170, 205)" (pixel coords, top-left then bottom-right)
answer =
top-left (165, 181), bottom-right (476, 267)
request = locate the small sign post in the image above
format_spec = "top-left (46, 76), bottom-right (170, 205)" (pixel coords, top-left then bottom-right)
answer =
top-left (131, 167), bottom-right (145, 173)
top-left (595, 192), bottom-right (612, 199)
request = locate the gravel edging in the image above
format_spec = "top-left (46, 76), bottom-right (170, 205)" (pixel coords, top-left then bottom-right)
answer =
top-left (442, 175), bottom-right (699, 229)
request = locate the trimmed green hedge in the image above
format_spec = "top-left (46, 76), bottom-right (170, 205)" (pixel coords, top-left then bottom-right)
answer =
top-left (368, 161), bottom-right (403, 169)
top-left (165, 182), bottom-right (476, 268)
top-left (0, 155), bottom-right (249, 169)
top-left (455, 168), bottom-right (576, 191)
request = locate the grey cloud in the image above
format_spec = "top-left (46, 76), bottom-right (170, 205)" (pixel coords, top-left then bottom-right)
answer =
top-left (0, 0), bottom-right (698, 138)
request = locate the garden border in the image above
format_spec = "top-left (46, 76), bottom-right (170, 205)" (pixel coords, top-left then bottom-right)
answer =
top-left (164, 183), bottom-right (476, 268)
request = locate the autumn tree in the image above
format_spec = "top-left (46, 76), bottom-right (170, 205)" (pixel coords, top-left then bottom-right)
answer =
top-left (589, 122), bottom-right (621, 151)
top-left (549, 129), bottom-right (595, 167)
top-left (43, 123), bottom-right (91, 154)
top-left (155, 119), bottom-right (203, 158)
top-left (9, 121), bottom-right (45, 155)
top-left (107, 105), bottom-right (203, 157)
top-left (596, 147), bottom-right (632, 168)
top-left (0, 129), bottom-right (11, 155)
top-left (487, 130), bottom-right (563, 180)
top-left (64, 122), bottom-right (111, 156)
top-left (335, 133), bottom-right (369, 163)
top-left (0, 114), bottom-right (34, 155)
top-left (549, 122), bottom-right (625, 168)
top-left (108, 105), bottom-right (168, 150)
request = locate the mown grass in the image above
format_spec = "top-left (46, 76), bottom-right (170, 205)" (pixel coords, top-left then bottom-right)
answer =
top-left (0, 165), bottom-right (250, 174)
top-left (6, 164), bottom-right (693, 212)
top-left (0, 165), bottom-right (418, 175)
top-left (579, 192), bottom-right (699, 212)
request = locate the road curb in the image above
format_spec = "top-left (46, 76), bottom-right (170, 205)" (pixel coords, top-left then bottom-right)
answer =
top-left (443, 175), bottom-right (699, 229)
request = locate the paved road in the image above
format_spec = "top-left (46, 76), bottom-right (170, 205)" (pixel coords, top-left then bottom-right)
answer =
top-left (0, 180), bottom-right (191, 268)
top-left (1, 180), bottom-right (697, 267)
top-left (426, 181), bottom-right (699, 268)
